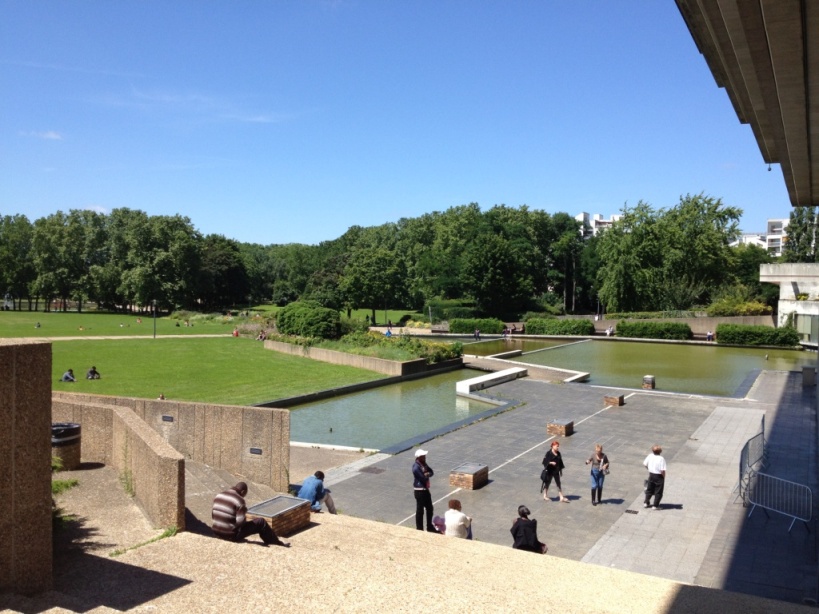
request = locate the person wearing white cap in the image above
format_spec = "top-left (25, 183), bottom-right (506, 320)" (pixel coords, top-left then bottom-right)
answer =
top-left (412, 448), bottom-right (436, 532)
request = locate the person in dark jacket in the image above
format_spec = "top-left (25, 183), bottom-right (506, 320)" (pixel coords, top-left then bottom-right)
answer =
top-left (542, 440), bottom-right (569, 502)
top-left (412, 449), bottom-right (436, 532)
top-left (511, 505), bottom-right (546, 554)
top-left (211, 482), bottom-right (289, 547)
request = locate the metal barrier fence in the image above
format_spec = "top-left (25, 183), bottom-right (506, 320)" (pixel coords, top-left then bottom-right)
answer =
top-left (736, 415), bottom-right (767, 504)
top-left (747, 471), bottom-right (812, 533)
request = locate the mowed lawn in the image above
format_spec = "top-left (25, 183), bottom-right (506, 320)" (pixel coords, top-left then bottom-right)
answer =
top-left (50, 337), bottom-right (383, 405)
top-left (0, 310), bottom-right (239, 338)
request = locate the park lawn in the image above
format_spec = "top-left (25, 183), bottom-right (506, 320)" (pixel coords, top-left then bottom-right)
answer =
top-left (51, 337), bottom-right (383, 405)
top-left (0, 310), bottom-right (247, 338)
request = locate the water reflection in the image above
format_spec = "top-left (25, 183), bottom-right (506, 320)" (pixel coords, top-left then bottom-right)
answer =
top-left (511, 340), bottom-right (817, 396)
top-left (290, 369), bottom-right (494, 450)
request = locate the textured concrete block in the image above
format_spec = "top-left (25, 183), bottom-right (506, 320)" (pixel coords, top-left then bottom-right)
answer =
top-left (0, 340), bottom-right (53, 595)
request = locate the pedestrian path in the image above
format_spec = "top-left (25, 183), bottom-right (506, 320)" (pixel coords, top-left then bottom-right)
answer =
top-left (328, 370), bottom-right (818, 605)
top-left (582, 406), bottom-right (765, 583)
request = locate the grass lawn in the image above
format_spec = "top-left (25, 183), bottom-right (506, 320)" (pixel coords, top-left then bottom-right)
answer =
top-left (0, 310), bottom-right (250, 338)
top-left (51, 337), bottom-right (383, 405)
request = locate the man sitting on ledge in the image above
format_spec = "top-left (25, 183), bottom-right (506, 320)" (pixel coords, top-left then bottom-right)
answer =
top-left (212, 482), bottom-right (290, 547)
top-left (297, 471), bottom-right (337, 514)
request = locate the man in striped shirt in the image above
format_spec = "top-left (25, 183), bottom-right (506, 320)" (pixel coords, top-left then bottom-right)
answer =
top-left (211, 482), bottom-right (290, 547)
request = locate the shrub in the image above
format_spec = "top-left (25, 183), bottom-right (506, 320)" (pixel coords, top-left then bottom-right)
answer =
top-left (449, 318), bottom-right (505, 334)
top-left (522, 311), bottom-right (557, 322)
top-left (526, 318), bottom-right (595, 335)
top-left (276, 301), bottom-right (341, 339)
top-left (425, 299), bottom-right (478, 321)
top-left (615, 321), bottom-right (693, 340)
top-left (706, 300), bottom-right (773, 317)
top-left (716, 324), bottom-right (800, 346)
top-left (605, 311), bottom-right (699, 320)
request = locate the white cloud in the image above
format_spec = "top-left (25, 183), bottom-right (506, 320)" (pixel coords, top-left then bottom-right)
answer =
top-left (21, 130), bottom-right (63, 140)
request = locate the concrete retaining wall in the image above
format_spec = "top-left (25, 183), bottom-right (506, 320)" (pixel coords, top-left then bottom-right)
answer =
top-left (264, 340), bottom-right (432, 375)
top-left (52, 398), bottom-right (185, 530)
top-left (0, 340), bottom-right (53, 595)
top-left (52, 391), bottom-right (290, 492)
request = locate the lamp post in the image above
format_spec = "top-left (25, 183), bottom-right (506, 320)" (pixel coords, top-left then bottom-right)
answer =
top-left (153, 300), bottom-right (157, 339)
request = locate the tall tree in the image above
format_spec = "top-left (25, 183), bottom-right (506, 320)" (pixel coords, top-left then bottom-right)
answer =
top-left (0, 214), bottom-right (35, 309)
top-left (782, 206), bottom-right (817, 262)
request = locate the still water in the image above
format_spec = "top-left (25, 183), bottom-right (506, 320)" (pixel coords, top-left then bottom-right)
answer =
top-left (463, 338), bottom-right (573, 356)
top-left (509, 340), bottom-right (817, 396)
top-left (290, 369), bottom-right (495, 450)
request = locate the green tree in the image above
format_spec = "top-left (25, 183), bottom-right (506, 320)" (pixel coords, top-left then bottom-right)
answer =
top-left (0, 214), bottom-right (35, 309)
top-left (339, 246), bottom-right (406, 321)
top-left (782, 207), bottom-right (817, 263)
top-left (198, 235), bottom-right (250, 311)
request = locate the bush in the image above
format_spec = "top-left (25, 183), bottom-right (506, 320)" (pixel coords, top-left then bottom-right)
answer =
top-left (605, 311), bottom-right (699, 320)
top-left (706, 300), bottom-right (772, 317)
top-left (615, 321), bottom-right (693, 340)
top-left (522, 311), bottom-right (557, 322)
top-left (449, 318), bottom-right (505, 334)
top-left (317, 331), bottom-right (462, 364)
top-left (716, 324), bottom-right (800, 346)
top-left (526, 318), bottom-right (595, 335)
top-left (276, 301), bottom-right (341, 339)
top-left (425, 299), bottom-right (478, 322)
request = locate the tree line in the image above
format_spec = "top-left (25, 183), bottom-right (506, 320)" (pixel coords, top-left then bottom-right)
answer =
top-left (0, 194), bottom-right (781, 317)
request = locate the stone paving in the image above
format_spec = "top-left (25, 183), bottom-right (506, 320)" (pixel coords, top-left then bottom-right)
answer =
top-left (325, 370), bottom-right (819, 606)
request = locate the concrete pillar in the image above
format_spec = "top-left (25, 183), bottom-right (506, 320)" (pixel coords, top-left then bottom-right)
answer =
top-left (0, 340), bottom-right (53, 595)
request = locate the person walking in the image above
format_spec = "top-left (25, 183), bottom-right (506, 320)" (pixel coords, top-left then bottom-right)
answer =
top-left (585, 443), bottom-right (610, 506)
top-left (643, 445), bottom-right (667, 509)
top-left (510, 505), bottom-right (547, 554)
top-left (542, 441), bottom-right (569, 502)
top-left (412, 449), bottom-right (436, 532)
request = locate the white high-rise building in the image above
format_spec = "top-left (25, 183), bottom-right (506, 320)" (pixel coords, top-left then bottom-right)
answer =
top-left (731, 218), bottom-right (789, 257)
top-left (575, 212), bottom-right (622, 238)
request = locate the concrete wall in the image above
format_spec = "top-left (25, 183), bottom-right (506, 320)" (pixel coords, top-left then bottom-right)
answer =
top-left (52, 398), bottom-right (185, 530)
top-left (264, 340), bottom-right (432, 375)
top-left (0, 340), bottom-right (52, 595)
top-left (761, 263), bottom-right (819, 299)
top-left (52, 392), bottom-right (290, 492)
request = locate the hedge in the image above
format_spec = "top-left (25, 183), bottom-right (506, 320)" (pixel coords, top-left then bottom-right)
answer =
top-left (604, 310), bottom-right (699, 320)
top-left (615, 321), bottom-right (693, 340)
top-left (715, 324), bottom-right (800, 347)
top-left (450, 318), bottom-right (505, 334)
top-left (526, 318), bottom-right (595, 335)
top-left (276, 301), bottom-right (341, 339)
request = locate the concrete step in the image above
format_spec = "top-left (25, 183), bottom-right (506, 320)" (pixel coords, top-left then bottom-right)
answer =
top-left (183, 460), bottom-right (278, 535)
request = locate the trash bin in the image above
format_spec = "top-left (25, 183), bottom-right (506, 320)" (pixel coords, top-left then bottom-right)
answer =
top-left (642, 375), bottom-right (655, 390)
top-left (52, 422), bottom-right (81, 470)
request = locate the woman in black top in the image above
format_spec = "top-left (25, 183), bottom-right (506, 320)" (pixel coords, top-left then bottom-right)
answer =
top-left (542, 440), bottom-right (569, 502)
top-left (511, 505), bottom-right (547, 554)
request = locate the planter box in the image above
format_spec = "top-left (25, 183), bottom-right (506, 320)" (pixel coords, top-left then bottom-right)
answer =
top-left (547, 421), bottom-right (574, 437)
top-left (246, 495), bottom-right (311, 537)
top-left (604, 395), bottom-right (625, 407)
top-left (449, 462), bottom-right (489, 490)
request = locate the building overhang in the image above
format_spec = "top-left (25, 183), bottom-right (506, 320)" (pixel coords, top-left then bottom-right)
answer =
top-left (676, 0), bottom-right (819, 208)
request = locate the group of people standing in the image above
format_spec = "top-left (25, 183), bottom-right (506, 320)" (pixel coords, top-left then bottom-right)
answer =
top-left (414, 441), bottom-right (666, 555)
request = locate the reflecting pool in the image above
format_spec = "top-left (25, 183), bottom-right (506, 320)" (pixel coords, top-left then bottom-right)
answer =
top-left (290, 369), bottom-right (495, 450)
top-left (463, 338), bottom-right (573, 356)
top-left (510, 340), bottom-right (817, 396)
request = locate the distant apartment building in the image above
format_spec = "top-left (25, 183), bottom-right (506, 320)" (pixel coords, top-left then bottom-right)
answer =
top-left (731, 218), bottom-right (789, 257)
top-left (575, 212), bottom-right (622, 238)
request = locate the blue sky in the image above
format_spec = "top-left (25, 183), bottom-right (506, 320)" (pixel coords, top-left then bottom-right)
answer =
top-left (0, 1), bottom-right (792, 246)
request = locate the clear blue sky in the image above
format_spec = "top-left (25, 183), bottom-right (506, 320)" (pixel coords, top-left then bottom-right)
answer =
top-left (0, 1), bottom-right (792, 246)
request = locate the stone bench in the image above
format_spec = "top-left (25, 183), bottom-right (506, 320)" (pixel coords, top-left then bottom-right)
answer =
top-left (450, 462), bottom-right (489, 490)
top-left (547, 420), bottom-right (574, 437)
top-left (246, 495), bottom-right (311, 537)
top-left (604, 394), bottom-right (625, 406)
